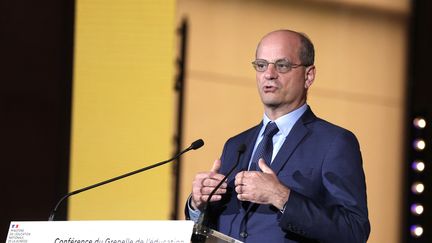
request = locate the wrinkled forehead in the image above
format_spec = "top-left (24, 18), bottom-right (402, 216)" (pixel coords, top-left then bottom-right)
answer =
top-left (256, 32), bottom-right (301, 62)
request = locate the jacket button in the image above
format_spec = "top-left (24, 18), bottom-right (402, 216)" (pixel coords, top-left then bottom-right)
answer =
top-left (240, 232), bottom-right (248, 238)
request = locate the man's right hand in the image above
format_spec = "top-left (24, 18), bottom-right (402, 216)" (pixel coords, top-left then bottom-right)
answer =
top-left (191, 159), bottom-right (227, 211)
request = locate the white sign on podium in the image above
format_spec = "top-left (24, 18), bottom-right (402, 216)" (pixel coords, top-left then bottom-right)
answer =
top-left (6, 220), bottom-right (194, 243)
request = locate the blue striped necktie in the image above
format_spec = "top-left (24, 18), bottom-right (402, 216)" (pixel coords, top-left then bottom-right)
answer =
top-left (249, 122), bottom-right (279, 171)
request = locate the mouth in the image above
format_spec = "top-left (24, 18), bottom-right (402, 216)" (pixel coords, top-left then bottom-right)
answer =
top-left (263, 84), bottom-right (277, 93)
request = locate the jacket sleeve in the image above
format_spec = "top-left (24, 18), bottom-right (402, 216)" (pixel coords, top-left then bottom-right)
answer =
top-left (279, 130), bottom-right (370, 243)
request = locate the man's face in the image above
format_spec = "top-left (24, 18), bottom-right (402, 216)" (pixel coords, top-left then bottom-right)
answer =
top-left (255, 32), bottom-right (314, 115)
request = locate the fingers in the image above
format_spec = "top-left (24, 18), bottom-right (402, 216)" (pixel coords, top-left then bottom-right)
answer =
top-left (234, 171), bottom-right (258, 186)
top-left (199, 184), bottom-right (227, 195)
top-left (202, 176), bottom-right (227, 188)
top-left (258, 158), bottom-right (275, 174)
top-left (193, 173), bottom-right (227, 192)
top-left (235, 184), bottom-right (252, 202)
top-left (235, 184), bottom-right (244, 195)
top-left (200, 194), bottom-right (222, 203)
top-left (191, 164), bottom-right (227, 209)
top-left (234, 171), bottom-right (245, 186)
top-left (234, 169), bottom-right (279, 204)
top-left (234, 171), bottom-right (251, 201)
top-left (210, 159), bottom-right (221, 173)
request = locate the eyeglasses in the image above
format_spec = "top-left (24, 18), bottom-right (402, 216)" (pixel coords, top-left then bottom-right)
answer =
top-left (251, 59), bottom-right (306, 73)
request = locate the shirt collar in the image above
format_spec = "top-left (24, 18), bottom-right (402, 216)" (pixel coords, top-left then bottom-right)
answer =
top-left (261, 103), bottom-right (308, 137)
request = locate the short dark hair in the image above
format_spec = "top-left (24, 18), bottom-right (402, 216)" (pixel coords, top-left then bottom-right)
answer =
top-left (298, 33), bottom-right (315, 66)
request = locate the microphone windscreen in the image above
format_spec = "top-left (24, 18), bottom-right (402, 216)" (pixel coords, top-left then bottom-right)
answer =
top-left (237, 144), bottom-right (247, 153)
top-left (190, 139), bottom-right (204, 150)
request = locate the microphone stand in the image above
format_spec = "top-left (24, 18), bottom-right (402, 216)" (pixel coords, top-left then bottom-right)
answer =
top-left (192, 144), bottom-right (246, 242)
top-left (48, 139), bottom-right (204, 221)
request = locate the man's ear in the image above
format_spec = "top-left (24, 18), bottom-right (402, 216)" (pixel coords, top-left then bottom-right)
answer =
top-left (304, 65), bottom-right (316, 89)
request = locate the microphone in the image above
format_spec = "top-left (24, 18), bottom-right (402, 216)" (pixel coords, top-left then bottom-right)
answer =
top-left (193, 144), bottom-right (246, 240)
top-left (48, 139), bottom-right (204, 221)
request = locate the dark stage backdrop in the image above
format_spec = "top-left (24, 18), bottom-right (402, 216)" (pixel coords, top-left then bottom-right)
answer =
top-left (403, 1), bottom-right (432, 242)
top-left (0, 0), bottom-right (74, 240)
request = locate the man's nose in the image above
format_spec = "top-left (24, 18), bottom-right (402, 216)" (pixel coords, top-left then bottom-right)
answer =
top-left (264, 63), bottom-right (278, 79)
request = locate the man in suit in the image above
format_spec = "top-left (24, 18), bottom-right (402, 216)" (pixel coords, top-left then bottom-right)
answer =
top-left (186, 29), bottom-right (370, 242)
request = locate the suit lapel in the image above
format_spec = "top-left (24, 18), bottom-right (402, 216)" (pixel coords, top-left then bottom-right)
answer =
top-left (270, 107), bottom-right (316, 174)
top-left (242, 108), bottom-right (317, 216)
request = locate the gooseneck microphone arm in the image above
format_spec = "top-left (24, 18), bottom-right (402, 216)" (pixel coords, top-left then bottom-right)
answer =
top-left (48, 139), bottom-right (204, 221)
top-left (205, 144), bottom-right (247, 207)
top-left (193, 144), bottom-right (246, 240)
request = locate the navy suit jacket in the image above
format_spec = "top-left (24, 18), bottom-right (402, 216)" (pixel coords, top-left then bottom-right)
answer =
top-left (188, 107), bottom-right (370, 243)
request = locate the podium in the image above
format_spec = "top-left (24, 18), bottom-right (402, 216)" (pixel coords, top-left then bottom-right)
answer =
top-left (6, 221), bottom-right (242, 243)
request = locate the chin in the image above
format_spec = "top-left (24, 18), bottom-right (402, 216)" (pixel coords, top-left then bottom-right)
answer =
top-left (263, 100), bottom-right (281, 108)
